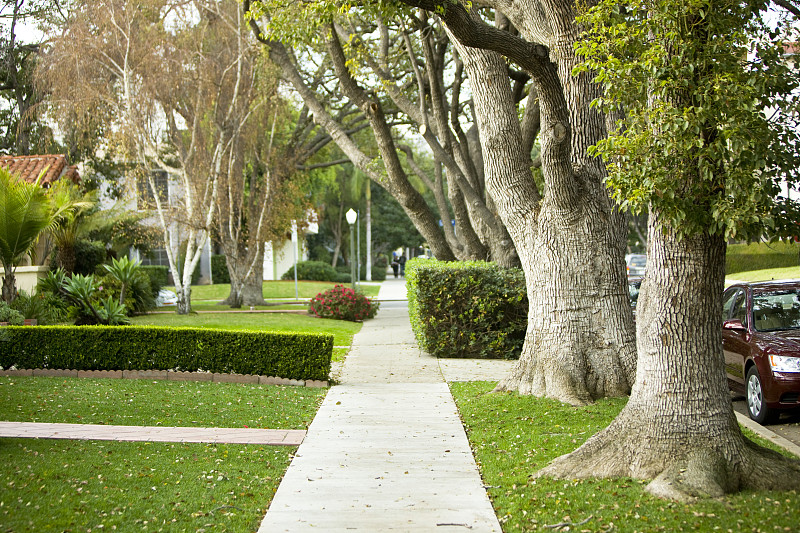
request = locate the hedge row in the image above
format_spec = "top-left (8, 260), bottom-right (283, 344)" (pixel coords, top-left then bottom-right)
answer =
top-left (406, 259), bottom-right (527, 359)
top-left (726, 241), bottom-right (799, 274)
top-left (0, 326), bottom-right (332, 381)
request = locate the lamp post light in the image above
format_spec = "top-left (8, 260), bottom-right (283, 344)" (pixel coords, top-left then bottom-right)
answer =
top-left (345, 208), bottom-right (357, 291)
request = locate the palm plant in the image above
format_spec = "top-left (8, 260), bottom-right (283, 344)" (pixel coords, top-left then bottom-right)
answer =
top-left (0, 167), bottom-right (54, 303)
top-left (0, 167), bottom-right (94, 303)
top-left (102, 256), bottom-right (141, 305)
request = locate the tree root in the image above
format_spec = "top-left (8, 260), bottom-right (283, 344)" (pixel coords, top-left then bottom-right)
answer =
top-left (536, 421), bottom-right (800, 502)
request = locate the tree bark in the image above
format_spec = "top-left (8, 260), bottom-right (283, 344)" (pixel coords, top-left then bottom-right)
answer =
top-left (454, 33), bottom-right (635, 405)
top-left (538, 213), bottom-right (800, 499)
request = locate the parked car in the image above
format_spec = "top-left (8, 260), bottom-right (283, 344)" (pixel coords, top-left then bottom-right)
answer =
top-left (628, 277), bottom-right (643, 314)
top-left (156, 289), bottom-right (178, 307)
top-left (722, 281), bottom-right (800, 423)
top-left (626, 254), bottom-right (647, 277)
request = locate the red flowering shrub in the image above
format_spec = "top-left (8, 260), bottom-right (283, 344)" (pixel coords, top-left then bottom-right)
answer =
top-left (308, 285), bottom-right (379, 322)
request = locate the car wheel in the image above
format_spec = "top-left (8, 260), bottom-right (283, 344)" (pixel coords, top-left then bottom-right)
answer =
top-left (746, 366), bottom-right (777, 424)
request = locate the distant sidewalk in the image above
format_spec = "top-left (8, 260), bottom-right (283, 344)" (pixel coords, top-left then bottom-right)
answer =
top-left (376, 276), bottom-right (407, 300)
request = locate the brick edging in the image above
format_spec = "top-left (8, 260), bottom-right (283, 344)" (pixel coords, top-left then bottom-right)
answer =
top-left (0, 368), bottom-right (327, 388)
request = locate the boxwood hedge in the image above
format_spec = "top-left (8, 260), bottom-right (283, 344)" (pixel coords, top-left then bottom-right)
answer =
top-left (406, 258), bottom-right (527, 359)
top-left (0, 326), bottom-right (332, 381)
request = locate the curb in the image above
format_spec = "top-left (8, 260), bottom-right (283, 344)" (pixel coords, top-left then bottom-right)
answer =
top-left (735, 411), bottom-right (800, 458)
top-left (0, 368), bottom-right (328, 388)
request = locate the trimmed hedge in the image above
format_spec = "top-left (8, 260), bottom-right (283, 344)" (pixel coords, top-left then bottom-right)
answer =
top-left (282, 260), bottom-right (339, 282)
top-left (0, 326), bottom-right (332, 381)
top-left (211, 254), bottom-right (231, 284)
top-left (406, 258), bottom-right (527, 359)
top-left (726, 241), bottom-right (799, 274)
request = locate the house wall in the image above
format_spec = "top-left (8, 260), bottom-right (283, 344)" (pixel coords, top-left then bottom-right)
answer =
top-left (14, 266), bottom-right (49, 295)
top-left (263, 239), bottom-right (309, 281)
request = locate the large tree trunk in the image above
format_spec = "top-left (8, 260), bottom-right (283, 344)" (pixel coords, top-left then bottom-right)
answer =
top-left (241, 255), bottom-right (266, 306)
top-left (538, 213), bottom-right (800, 499)
top-left (456, 38), bottom-right (635, 405)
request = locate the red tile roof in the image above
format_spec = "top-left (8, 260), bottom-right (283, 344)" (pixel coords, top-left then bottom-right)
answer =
top-left (0, 154), bottom-right (81, 187)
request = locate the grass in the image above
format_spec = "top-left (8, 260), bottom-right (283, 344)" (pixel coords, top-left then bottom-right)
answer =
top-left (172, 280), bottom-right (381, 302)
top-left (0, 376), bottom-right (326, 428)
top-left (451, 381), bottom-right (799, 533)
top-left (130, 311), bottom-right (362, 348)
top-left (1, 439), bottom-right (289, 532)
top-left (0, 376), bottom-right (326, 532)
top-left (726, 265), bottom-right (800, 283)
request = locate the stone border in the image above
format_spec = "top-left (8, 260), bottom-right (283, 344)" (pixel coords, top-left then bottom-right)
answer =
top-left (0, 368), bottom-right (327, 388)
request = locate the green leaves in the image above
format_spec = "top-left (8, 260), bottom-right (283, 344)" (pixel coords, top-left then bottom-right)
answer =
top-left (577, 0), bottom-right (800, 241)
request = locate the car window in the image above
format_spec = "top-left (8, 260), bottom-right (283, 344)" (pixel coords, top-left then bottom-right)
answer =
top-left (722, 288), bottom-right (739, 321)
top-left (731, 290), bottom-right (747, 324)
top-left (630, 257), bottom-right (646, 268)
top-left (752, 289), bottom-right (800, 331)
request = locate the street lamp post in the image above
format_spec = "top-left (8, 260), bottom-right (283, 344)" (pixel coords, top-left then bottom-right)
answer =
top-left (346, 208), bottom-right (357, 291)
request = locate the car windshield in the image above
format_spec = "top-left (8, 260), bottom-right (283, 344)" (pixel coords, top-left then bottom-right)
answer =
top-left (752, 289), bottom-right (800, 332)
top-left (630, 257), bottom-right (646, 268)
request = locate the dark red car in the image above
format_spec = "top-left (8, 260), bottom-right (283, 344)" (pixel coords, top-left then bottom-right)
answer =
top-left (722, 281), bottom-right (800, 423)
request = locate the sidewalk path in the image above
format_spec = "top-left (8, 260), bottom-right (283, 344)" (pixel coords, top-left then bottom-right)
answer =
top-left (0, 421), bottom-right (304, 445)
top-left (258, 277), bottom-right (504, 532)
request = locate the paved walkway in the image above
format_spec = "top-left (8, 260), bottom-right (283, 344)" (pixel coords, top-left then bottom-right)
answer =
top-left (258, 277), bottom-right (506, 532)
top-left (0, 421), bottom-right (304, 445)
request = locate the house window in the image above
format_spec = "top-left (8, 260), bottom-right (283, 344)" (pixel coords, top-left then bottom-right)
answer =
top-left (140, 247), bottom-right (170, 267)
top-left (137, 169), bottom-right (169, 210)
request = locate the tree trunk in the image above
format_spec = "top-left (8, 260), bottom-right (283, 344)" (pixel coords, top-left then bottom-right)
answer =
top-left (456, 40), bottom-right (636, 405)
top-left (176, 284), bottom-right (191, 315)
top-left (538, 213), bottom-right (800, 499)
top-left (241, 254), bottom-right (266, 306)
top-left (1, 269), bottom-right (16, 304)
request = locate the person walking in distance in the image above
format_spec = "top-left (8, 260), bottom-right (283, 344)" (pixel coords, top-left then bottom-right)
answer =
top-left (399, 254), bottom-right (406, 277)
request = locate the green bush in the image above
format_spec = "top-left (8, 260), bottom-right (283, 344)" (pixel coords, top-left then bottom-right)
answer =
top-left (308, 284), bottom-right (379, 322)
top-left (0, 301), bottom-right (24, 325)
top-left (9, 290), bottom-right (61, 325)
top-left (726, 241), bottom-right (800, 274)
top-left (406, 258), bottom-right (527, 359)
top-left (211, 255), bottom-right (230, 284)
top-left (282, 260), bottom-right (339, 282)
top-left (50, 239), bottom-right (107, 276)
top-left (98, 271), bottom-right (155, 315)
top-left (371, 265), bottom-right (387, 282)
top-left (0, 326), bottom-right (332, 381)
top-left (140, 265), bottom-right (169, 296)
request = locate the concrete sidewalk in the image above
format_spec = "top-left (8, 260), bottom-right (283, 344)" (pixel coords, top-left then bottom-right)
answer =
top-left (0, 421), bottom-right (305, 445)
top-left (258, 277), bottom-right (505, 532)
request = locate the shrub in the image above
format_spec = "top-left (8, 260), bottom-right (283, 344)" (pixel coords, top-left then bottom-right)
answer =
top-left (308, 284), bottom-right (379, 322)
top-left (726, 241), bottom-right (800, 274)
top-left (98, 271), bottom-right (155, 315)
top-left (9, 290), bottom-right (61, 325)
top-left (49, 239), bottom-right (107, 276)
top-left (371, 265), bottom-right (387, 282)
top-left (282, 260), bottom-right (339, 282)
top-left (140, 265), bottom-right (169, 296)
top-left (406, 258), bottom-right (527, 359)
top-left (0, 326), bottom-right (332, 381)
top-left (0, 301), bottom-right (24, 325)
top-left (211, 254), bottom-right (230, 284)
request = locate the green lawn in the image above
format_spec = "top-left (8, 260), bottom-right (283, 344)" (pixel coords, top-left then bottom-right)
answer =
top-left (0, 376), bottom-right (325, 428)
top-left (0, 377), bottom-right (326, 532)
top-left (451, 382), bottom-right (799, 533)
top-left (173, 280), bottom-right (381, 302)
top-left (726, 265), bottom-right (800, 283)
top-left (130, 311), bottom-right (362, 349)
